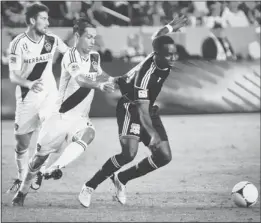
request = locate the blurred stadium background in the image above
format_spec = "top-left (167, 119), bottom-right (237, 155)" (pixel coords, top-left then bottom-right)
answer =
top-left (1, 0), bottom-right (261, 118)
top-left (1, 1), bottom-right (260, 222)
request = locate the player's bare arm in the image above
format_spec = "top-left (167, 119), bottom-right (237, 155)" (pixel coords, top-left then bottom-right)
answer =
top-left (136, 100), bottom-right (161, 147)
top-left (9, 71), bottom-right (43, 93)
top-left (75, 73), bottom-right (115, 93)
top-left (151, 15), bottom-right (189, 40)
top-left (96, 71), bottom-right (120, 90)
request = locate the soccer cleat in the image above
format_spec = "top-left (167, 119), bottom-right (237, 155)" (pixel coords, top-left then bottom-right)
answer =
top-left (12, 191), bottom-right (27, 206)
top-left (30, 171), bottom-right (43, 190)
top-left (78, 184), bottom-right (94, 208)
top-left (44, 168), bottom-right (63, 180)
top-left (6, 179), bottom-right (22, 194)
top-left (111, 173), bottom-right (126, 204)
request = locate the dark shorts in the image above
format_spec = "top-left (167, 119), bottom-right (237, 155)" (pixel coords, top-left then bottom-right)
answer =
top-left (116, 97), bottom-right (168, 146)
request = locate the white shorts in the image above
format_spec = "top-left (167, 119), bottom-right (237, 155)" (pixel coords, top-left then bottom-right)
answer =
top-left (36, 113), bottom-right (95, 156)
top-left (14, 91), bottom-right (57, 135)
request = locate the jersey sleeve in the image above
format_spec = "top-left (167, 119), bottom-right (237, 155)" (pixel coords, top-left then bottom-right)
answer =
top-left (133, 61), bottom-right (156, 102)
top-left (56, 35), bottom-right (68, 54)
top-left (63, 48), bottom-right (82, 78)
top-left (8, 38), bottom-right (23, 72)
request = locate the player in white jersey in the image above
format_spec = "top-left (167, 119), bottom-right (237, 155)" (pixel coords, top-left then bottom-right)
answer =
top-left (6, 3), bottom-right (68, 193)
top-left (12, 18), bottom-right (116, 206)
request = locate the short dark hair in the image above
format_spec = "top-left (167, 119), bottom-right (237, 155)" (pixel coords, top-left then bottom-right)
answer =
top-left (25, 3), bottom-right (49, 25)
top-left (212, 22), bottom-right (223, 30)
top-left (152, 35), bottom-right (175, 53)
top-left (73, 18), bottom-right (96, 36)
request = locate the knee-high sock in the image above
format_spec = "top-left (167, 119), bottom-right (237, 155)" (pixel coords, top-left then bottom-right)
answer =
top-left (15, 149), bottom-right (29, 180)
top-left (19, 160), bottom-right (40, 194)
top-left (86, 154), bottom-right (127, 190)
top-left (118, 156), bottom-right (159, 185)
top-left (47, 141), bottom-right (86, 170)
top-left (39, 155), bottom-right (51, 174)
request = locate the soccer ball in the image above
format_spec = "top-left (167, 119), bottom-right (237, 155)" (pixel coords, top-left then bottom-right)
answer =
top-left (231, 181), bottom-right (259, 207)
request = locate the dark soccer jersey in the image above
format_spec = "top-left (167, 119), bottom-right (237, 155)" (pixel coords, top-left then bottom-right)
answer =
top-left (118, 53), bottom-right (170, 105)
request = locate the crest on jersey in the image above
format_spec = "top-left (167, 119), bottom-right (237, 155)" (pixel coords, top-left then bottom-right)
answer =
top-left (44, 42), bottom-right (52, 52)
top-left (91, 61), bottom-right (98, 71)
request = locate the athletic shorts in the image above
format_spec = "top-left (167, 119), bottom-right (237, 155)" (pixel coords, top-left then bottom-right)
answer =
top-left (116, 97), bottom-right (168, 146)
top-left (14, 91), bottom-right (57, 135)
top-left (36, 113), bottom-right (95, 156)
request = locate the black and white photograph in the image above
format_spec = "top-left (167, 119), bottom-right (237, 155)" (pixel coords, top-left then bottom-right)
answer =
top-left (1, 0), bottom-right (260, 222)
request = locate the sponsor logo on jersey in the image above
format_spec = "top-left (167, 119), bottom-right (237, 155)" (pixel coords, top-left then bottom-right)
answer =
top-left (138, 90), bottom-right (148, 98)
top-left (24, 53), bottom-right (53, 64)
top-left (130, 123), bottom-right (140, 135)
top-left (85, 73), bottom-right (96, 81)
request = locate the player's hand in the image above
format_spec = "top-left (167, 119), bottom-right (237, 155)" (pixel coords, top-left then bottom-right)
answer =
top-left (28, 78), bottom-right (43, 93)
top-left (149, 132), bottom-right (161, 149)
top-left (99, 82), bottom-right (115, 93)
top-left (168, 15), bottom-right (189, 32)
top-left (110, 76), bottom-right (121, 90)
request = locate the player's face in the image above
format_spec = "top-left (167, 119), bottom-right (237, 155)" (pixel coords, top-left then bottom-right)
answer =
top-left (33, 11), bottom-right (49, 35)
top-left (159, 44), bottom-right (178, 67)
top-left (79, 28), bottom-right (97, 53)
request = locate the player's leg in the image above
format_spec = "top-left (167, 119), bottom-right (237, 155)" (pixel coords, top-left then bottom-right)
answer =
top-left (7, 102), bottom-right (39, 193)
top-left (12, 114), bottom-right (65, 206)
top-left (79, 137), bottom-right (139, 207)
top-left (44, 119), bottom-right (95, 179)
top-left (117, 141), bottom-right (172, 185)
top-left (12, 154), bottom-right (50, 206)
top-left (6, 132), bottom-right (33, 193)
top-left (36, 90), bottom-right (58, 175)
top-left (115, 108), bottom-right (172, 203)
top-left (79, 100), bottom-right (140, 207)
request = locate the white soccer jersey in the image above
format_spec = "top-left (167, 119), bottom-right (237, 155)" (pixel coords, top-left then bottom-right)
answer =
top-left (56, 47), bottom-right (103, 117)
top-left (8, 32), bottom-right (68, 101)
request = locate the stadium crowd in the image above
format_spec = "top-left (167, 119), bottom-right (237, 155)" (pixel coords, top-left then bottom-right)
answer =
top-left (2, 1), bottom-right (261, 27)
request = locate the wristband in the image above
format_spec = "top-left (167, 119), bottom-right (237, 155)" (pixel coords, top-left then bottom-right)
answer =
top-left (165, 24), bottom-right (174, 33)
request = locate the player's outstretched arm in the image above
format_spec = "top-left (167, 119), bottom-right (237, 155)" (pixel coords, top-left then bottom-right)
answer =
top-left (136, 100), bottom-right (161, 148)
top-left (151, 15), bottom-right (189, 40)
top-left (75, 74), bottom-right (115, 93)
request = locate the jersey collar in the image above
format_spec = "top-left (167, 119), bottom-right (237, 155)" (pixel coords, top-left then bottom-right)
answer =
top-left (24, 32), bottom-right (44, 44)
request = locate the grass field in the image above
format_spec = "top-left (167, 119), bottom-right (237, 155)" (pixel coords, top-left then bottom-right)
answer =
top-left (1, 114), bottom-right (260, 222)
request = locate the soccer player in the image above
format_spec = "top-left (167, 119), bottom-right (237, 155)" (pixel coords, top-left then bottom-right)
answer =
top-left (7, 3), bottom-right (68, 193)
top-left (12, 18), bottom-right (116, 206)
top-left (78, 15), bottom-right (188, 207)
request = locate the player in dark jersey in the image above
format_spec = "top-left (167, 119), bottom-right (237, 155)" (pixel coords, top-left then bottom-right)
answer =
top-left (78, 15), bottom-right (188, 207)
